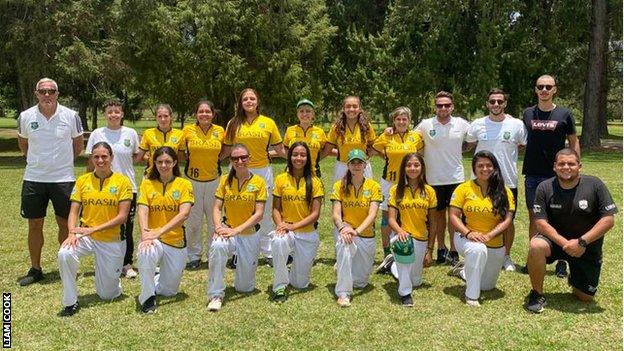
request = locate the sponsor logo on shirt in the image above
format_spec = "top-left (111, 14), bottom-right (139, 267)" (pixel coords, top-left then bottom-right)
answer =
top-left (212, 131), bottom-right (220, 138)
top-left (246, 184), bottom-right (258, 192)
top-left (531, 120), bottom-right (558, 131)
top-left (259, 122), bottom-right (266, 129)
top-left (578, 199), bottom-right (588, 210)
top-left (549, 203), bottom-right (562, 209)
top-left (171, 136), bottom-right (178, 144)
top-left (363, 189), bottom-right (371, 198)
top-left (30, 122), bottom-right (39, 130)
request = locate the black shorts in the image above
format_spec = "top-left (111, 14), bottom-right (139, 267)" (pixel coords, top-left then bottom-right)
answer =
top-left (510, 187), bottom-right (518, 220)
top-left (20, 181), bottom-right (74, 219)
top-left (432, 183), bottom-right (460, 211)
top-left (536, 235), bottom-right (602, 296)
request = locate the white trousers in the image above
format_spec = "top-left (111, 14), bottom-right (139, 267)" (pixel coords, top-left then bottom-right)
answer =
top-left (453, 232), bottom-right (505, 300)
top-left (207, 233), bottom-right (260, 299)
top-left (58, 236), bottom-right (124, 307)
top-left (389, 237), bottom-right (428, 296)
top-left (186, 178), bottom-right (219, 262)
top-left (335, 236), bottom-right (376, 298)
top-left (270, 230), bottom-right (320, 292)
top-left (333, 160), bottom-right (373, 182)
top-left (137, 240), bottom-right (187, 305)
top-left (250, 166), bottom-right (274, 257)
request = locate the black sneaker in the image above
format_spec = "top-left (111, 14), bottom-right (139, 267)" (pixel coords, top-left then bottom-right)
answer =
top-left (376, 254), bottom-right (394, 274)
top-left (436, 248), bottom-right (449, 264)
top-left (555, 261), bottom-right (568, 278)
top-left (226, 255), bottom-right (237, 270)
top-left (524, 289), bottom-right (546, 313)
top-left (447, 251), bottom-right (460, 266)
top-left (519, 265), bottom-right (529, 274)
top-left (400, 294), bottom-right (413, 307)
top-left (286, 255), bottom-right (293, 266)
top-left (141, 295), bottom-right (157, 314)
top-left (186, 260), bottom-right (201, 270)
top-left (273, 288), bottom-right (287, 303)
top-left (59, 302), bottom-right (79, 317)
top-left (266, 257), bottom-right (274, 267)
top-left (18, 267), bottom-right (44, 286)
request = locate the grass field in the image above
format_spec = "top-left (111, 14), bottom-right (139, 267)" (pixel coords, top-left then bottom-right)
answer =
top-left (0, 147), bottom-right (621, 350)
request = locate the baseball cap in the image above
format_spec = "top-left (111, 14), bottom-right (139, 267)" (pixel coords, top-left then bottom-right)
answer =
top-left (347, 149), bottom-right (367, 163)
top-left (392, 239), bottom-right (415, 264)
top-left (296, 99), bottom-right (315, 109)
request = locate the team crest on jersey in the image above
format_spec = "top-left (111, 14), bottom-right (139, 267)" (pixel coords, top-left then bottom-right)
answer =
top-left (30, 122), bottom-right (39, 130)
top-left (467, 193), bottom-right (477, 200)
top-left (503, 131), bottom-right (511, 140)
top-left (171, 136), bottom-right (178, 143)
top-left (212, 131), bottom-right (220, 138)
top-left (109, 186), bottom-right (118, 195)
top-left (259, 122), bottom-right (266, 129)
top-left (246, 184), bottom-right (258, 192)
top-left (578, 199), bottom-right (588, 210)
top-left (311, 133), bottom-right (319, 140)
top-left (408, 136), bottom-right (415, 142)
top-left (363, 189), bottom-right (371, 198)
top-left (150, 191), bottom-right (158, 199)
top-left (124, 139), bottom-right (131, 147)
top-left (429, 129), bottom-right (436, 137)
top-left (172, 190), bottom-right (181, 200)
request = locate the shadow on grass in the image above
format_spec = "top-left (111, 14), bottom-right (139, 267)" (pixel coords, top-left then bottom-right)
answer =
top-left (443, 283), bottom-right (506, 304)
top-left (544, 292), bottom-right (605, 314)
top-left (77, 292), bottom-right (130, 311)
top-left (382, 280), bottom-right (433, 304)
top-left (221, 286), bottom-right (260, 307)
top-left (324, 282), bottom-right (375, 301)
top-left (133, 292), bottom-right (190, 312)
top-left (314, 257), bottom-right (336, 267)
top-left (262, 283), bottom-right (318, 301)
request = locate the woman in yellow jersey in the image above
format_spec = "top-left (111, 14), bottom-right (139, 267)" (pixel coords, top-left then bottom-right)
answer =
top-left (182, 100), bottom-right (225, 269)
top-left (322, 96), bottom-right (376, 182)
top-left (207, 144), bottom-right (266, 311)
top-left (137, 104), bottom-right (186, 175)
top-left (223, 88), bottom-right (285, 263)
top-left (331, 148), bottom-right (382, 307)
top-left (371, 106), bottom-right (424, 260)
top-left (58, 142), bottom-right (132, 316)
top-left (386, 153), bottom-right (436, 307)
top-left (282, 99), bottom-right (327, 176)
top-left (136, 147), bottom-right (194, 314)
top-left (449, 150), bottom-right (514, 307)
top-left (270, 141), bottom-right (324, 302)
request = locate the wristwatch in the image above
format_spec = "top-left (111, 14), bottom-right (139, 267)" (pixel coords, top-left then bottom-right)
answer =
top-left (578, 238), bottom-right (588, 248)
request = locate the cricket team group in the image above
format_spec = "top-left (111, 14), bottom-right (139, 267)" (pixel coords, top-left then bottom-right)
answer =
top-left (15, 75), bottom-right (617, 316)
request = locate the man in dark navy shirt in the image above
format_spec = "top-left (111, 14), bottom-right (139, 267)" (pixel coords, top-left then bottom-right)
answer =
top-left (524, 148), bottom-right (617, 313)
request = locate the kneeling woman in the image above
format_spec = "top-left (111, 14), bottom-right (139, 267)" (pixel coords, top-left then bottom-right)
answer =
top-left (331, 149), bottom-right (382, 307)
top-left (58, 142), bottom-right (132, 316)
top-left (387, 153), bottom-right (436, 307)
top-left (270, 141), bottom-right (324, 302)
top-left (137, 147), bottom-right (194, 313)
top-left (207, 144), bottom-right (266, 311)
top-left (449, 150), bottom-right (514, 307)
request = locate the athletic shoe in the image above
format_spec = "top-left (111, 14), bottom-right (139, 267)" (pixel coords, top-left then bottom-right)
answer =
top-left (555, 261), bottom-right (568, 278)
top-left (226, 255), bottom-right (237, 269)
top-left (447, 250), bottom-right (460, 266)
top-left (519, 265), bottom-right (529, 274)
top-left (465, 298), bottom-right (480, 307)
top-left (18, 267), bottom-right (44, 286)
top-left (141, 295), bottom-right (157, 314)
top-left (400, 294), bottom-right (414, 307)
top-left (337, 296), bottom-right (351, 308)
top-left (524, 289), bottom-right (546, 313)
top-left (59, 302), bottom-right (79, 317)
top-left (376, 254), bottom-right (394, 274)
top-left (122, 264), bottom-right (138, 278)
top-left (450, 261), bottom-right (466, 281)
top-left (436, 248), bottom-right (449, 264)
top-left (266, 257), bottom-right (274, 268)
top-left (273, 288), bottom-right (287, 303)
top-left (207, 297), bottom-right (223, 312)
top-left (502, 255), bottom-right (516, 272)
top-left (186, 260), bottom-right (201, 270)
top-left (286, 255), bottom-right (293, 266)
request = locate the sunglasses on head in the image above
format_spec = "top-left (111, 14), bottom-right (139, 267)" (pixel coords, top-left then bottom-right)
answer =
top-left (488, 99), bottom-right (505, 105)
top-left (230, 155), bottom-right (249, 162)
top-left (435, 103), bottom-right (452, 109)
top-left (37, 89), bottom-right (57, 95)
top-left (536, 85), bottom-right (555, 91)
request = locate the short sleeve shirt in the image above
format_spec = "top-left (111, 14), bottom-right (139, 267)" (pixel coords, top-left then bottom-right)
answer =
top-left (327, 123), bottom-right (377, 162)
top-left (70, 172), bottom-right (133, 242)
top-left (283, 125), bottom-right (327, 174)
top-left (372, 130), bottom-right (424, 183)
top-left (215, 174), bottom-right (267, 235)
top-left (330, 178), bottom-right (382, 237)
top-left (86, 126), bottom-right (140, 192)
top-left (182, 123), bottom-right (225, 181)
top-left (139, 127), bottom-right (186, 174)
top-left (223, 115), bottom-right (282, 168)
top-left (273, 172), bottom-right (324, 232)
top-left (388, 184), bottom-right (437, 241)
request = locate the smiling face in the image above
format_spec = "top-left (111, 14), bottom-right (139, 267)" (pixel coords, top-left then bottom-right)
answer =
top-left (473, 157), bottom-right (494, 182)
top-left (241, 91), bottom-right (259, 115)
top-left (297, 105), bottom-right (315, 125)
top-left (535, 76), bottom-right (557, 102)
top-left (347, 158), bottom-right (366, 176)
top-left (554, 154), bottom-right (581, 183)
top-left (486, 93), bottom-right (507, 117)
top-left (230, 146), bottom-right (250, 172)
top-left (156, 107), bottom-right (172, 130)
top-left (91, 146), bottom-right (113, 173)
top-left (105, 105), bottom-right (124, 129)
top-left (393, 113), bottom-right (410, 133)
top-left (404, 156), bottom-right (422, 180)
top-left (155, 152), bottom-right (176, 178)
top-left (35, 81), bottom-right (58, 110)
top-left (434, 97), bottom-right (453, 119)
top-left (290, 145), bottom-right (308, 171)
top-left (342, 97), bottom-right (361, 121)
top-left (196, 103), bottom-right (214, 127)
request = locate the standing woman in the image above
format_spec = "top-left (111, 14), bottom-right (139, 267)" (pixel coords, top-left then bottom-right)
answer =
top-left (136, 147), bottom-right (194, 313)
top-left (137, 104), bottom-right (186, 175)
top-left (222, 88), bottom-right (285, 263)
top-left (449, 150), bottom-right (514, 307)
top-left (322, 96), bottom-right (376, 182)
top-left (371, 106), bottom-right (424, 260)
top-left (85, 99), bottom-right (141, 279)
top-left (331, 149), bottom-right (382, 307)
top-left (182, 100), bottom-right (225, 269)
top-left (270, 141), bottom-right (324, 302)
top-left (207, 144), bottom-right (266, 311)
top-left (386, 153), bottom-right (436, 306)
top-left (282, 99), bottom-right (327, 176)
top-left (58, 142), bottom-right (132, 316)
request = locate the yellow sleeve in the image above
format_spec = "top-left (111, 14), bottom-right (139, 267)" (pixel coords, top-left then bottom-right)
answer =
top-left (366, 123), bottom-right (377, 145)
top-left (283, 127), bottom-right (293, 148)
top-left (70, 178), bottom-right (82, 203)
top-left (215, 176), bottom-right (227, 200)
top-left (414, 132), bottom-right (424, 152)
top-left (180, 179), bottom-right (194, 204)
top-left (312, 177), bottom-right (325, 198)
top-left (387, 185), bottom-right (398, 208)
top-left (119, 176), bottom-right (133, 202)
top-left (449, 183), bottom-right (466, 209)
top-left (269, 118), bottom-right (283, 145)
top-left (137, 180), bottom-right (150, 206)
top-left (329, 181), bottom-right (342, 202)
top-left (174, 129), bottom-right (186, 151)
top-left (139, 129), bottom-right (151, 151)
top-left (327, 125), bottom-right (338, 145)
top-left (272, 174), bottom-right (283, 197)
top-left (372, 134), bottom-right (388, 153)
top-left (427, 185), bottom-right (438, 209)
top-left (256, 178), bottom-right (267, 202)
top-left (371, 181), bottom-right (383, 202)
top-left (223, 121), bottom-right (234, 146)
top-left (506, 187), bottom-right (515, 212)
top-left (318, 128), bottom-right (327, 148)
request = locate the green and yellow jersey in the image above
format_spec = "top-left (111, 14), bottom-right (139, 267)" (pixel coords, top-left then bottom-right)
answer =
top-left (327, 123), bottom-right (376, 162)
top-left (330, 178), bottom-right (382, 237)
top-left (139, 127), bottom-right (186, 174)
top-left (182, 123), bottom-right (225, 181)
top-left (283, 124), bottom-right (327, 174)
top-left (273, 172), bottom-right (324, 232)
top-left (215, 174), bottom-right (267, 235)
top-left (223, 115), bottom-right (282, 168)
top-left (388, 184), bottom-right (436, 241)
top-left (372, 131), bottom-right (424, 183)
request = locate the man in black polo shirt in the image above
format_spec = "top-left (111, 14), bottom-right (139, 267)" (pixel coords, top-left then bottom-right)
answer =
top-left (524, 148), bottom-right (617, 313)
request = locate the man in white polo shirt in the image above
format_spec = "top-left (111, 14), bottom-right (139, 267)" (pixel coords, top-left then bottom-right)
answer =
top-left (468, 88), bottom-right (527, 271)
top-left (415, 91), bottom-right (476, 266)
top-left (17, 78), bottom-right (84, 286)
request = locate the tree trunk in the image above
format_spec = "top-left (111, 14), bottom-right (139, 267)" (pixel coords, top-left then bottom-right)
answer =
top-left (91, 100), bottom-right (98, 131)
top-left (581, 0), bottom-right (608, 149)
top-left (78, 100), bottom-right (89, 132)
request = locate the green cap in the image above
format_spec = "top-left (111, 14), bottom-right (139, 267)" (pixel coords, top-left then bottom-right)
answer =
top-left (296, 99), bottom-right (315, 109)
top-left (392, 239), bottom-right (415, 264)
top-left (347, 148), bottom-right (367, 163)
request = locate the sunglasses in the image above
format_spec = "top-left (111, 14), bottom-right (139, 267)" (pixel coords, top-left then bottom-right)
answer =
top-left (36, 89), bottom-right (57, 95)
top-left (230, 155), bottom-right (249, 162)
top-left (435, 103), bottom-right (452, 109)
top-left (488, 99), bottom-right (505, 105)
top-left (536, 85), bottom-right (555, 91)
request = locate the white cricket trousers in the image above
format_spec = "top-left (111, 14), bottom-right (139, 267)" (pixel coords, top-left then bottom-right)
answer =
top-left (207, 232), bottom-right (260, 299)
top-left (270, 230), bottom-right (319, 292)
top-left (186, 178), bottom-right (219, 262)
top-left (333, 160), bottom-right (373, 182)
top-left (250, 166), bottom-right (274, 258)
top-left (453, 232), bottom-right (505, 300)
top-left (390, 237), bottom-right (428, 297)
top-left (335, 236), bottom-right (376, 298)
top-left (137, 240), bottom-right (187, 305)
top-left (58, 236), bottom-right (124, 307)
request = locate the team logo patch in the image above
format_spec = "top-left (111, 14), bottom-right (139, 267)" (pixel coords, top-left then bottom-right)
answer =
top-left (124, 139), bottom-right (131, 147)
top-left (363, 189), bottom-right (371, 198)
top-left (30, 122), bottom-right (39, 130)
top-left (150, 191), bottom-right (158, 199)
top-left (503, 131), bottom-right (511, 140)
top-left (311, 133), bottom-right (319, 140)
top-left (467, 193), bottom-right (477, 200)
top-left (171, 136), bottom-right (178, 143)
top-left (578, 199), bottom-right (588, 210)
top-left (259, 122), bottom-right (266, 129)
top-left (109, 186), bottom-right (118, 195)
top-left (429, 129), bottom-right (436, 137)
top-left (172, 190), bottom-right (181, 200)
top-left (408, 136), bottom-right (415, 142)
top-left (212, 132), bottom-right (220, 138)
top-left (533, 204), bottom-right (542, 213)
top-left (246, 184), bottom-right (258, 192)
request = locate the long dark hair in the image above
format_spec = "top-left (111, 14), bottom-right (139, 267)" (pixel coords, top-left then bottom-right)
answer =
top-left (148, 146), bottom-right (180, 180)
top-left (225, 88), bottom-right (259, 141)
top-left (333, 96), bottom-right (371, 143)
top-left (226, 143), bottom-right (250, 187)
top-left (395, 153), bottom-right (427, 204)
top-left (472, 150), bottom-right (509, 217)
top-left (286, 141), bottom-right (313, 207)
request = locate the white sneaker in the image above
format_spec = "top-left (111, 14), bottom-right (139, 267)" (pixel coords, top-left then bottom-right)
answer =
top-left (376, 254), bottom-right (394, 274)
top-left (466, 298), bottom-right (480, 307)
top-left (502, 255), bottom-right (516, 271)
top-left (337, 296), bottom-right (351, 307)
top-left (207, 297), bottom-right (223, 311)
top-left (451, 262), bottom-right (466, 281)
top-left (122, 264), bottom-right (138, 279)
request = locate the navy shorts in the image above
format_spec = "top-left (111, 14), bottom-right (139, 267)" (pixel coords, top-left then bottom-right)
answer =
top-left (524, 175), bottom-right (550, 210)
top-left (21, 181), bottom-right (74, 219)
top-left (432, 183), bottom-right (460, 211)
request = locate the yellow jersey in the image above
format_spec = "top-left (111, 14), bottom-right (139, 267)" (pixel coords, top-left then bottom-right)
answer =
top-left (283, 124), bottom-right (327, 175)
top-left (182, 123), bottom-right (225, 181)
top-left (70, 172), bottom-right (133, 242)
top-left (215, 173), bottom-right (267, 235)
top-left (139, 127), bottom-right (186, 174)
top-left (372, 131), bottom-right (424, 183)
top-left (223, 115), bottom-right (282, 168)
top-left (388, 184), bottom-right (436, 241)
top-left (273, 172), bottom-right (324, 232)
top-left (137, 177), bottom-right (194, 248)
top-left (450, 181), bottom-right (515, 248)
top-left (330, 178), bottom-right (382, 237)
top-left (327, 123), bottom-right (376, 162)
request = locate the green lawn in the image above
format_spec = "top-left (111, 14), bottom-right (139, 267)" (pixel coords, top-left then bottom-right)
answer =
top-left (0, 149), bottom-right (621, 350)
